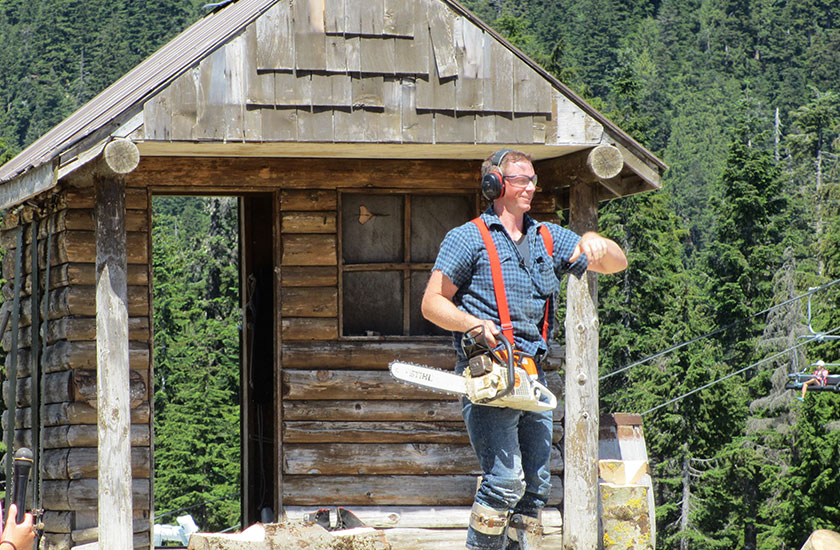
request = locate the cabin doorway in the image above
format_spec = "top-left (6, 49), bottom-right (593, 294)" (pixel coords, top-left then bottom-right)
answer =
top-left (150, 193), bottom-right (277, 534)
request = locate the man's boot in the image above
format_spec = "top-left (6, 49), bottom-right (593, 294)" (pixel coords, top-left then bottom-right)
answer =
top-left (505, 512), bottom-right (543, 550)
top-left (466, 502), bottom-right (509, 550)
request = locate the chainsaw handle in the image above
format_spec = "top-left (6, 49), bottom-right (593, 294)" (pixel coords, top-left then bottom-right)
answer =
top-left (462, 325), bottom-right (515, 403)
top-left (487, 329), bottom-right (516, 403)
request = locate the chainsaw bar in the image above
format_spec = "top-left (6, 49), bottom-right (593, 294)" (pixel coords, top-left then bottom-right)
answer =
top-left (389, 361), bottom-right (466, 396)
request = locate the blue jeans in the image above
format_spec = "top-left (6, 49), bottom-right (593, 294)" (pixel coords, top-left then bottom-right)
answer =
top-left (462, 396), bottom-right (553, 549)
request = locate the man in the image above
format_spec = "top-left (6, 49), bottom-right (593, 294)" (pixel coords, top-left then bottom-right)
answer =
top-left (421, 149), bottom-right (627, 550)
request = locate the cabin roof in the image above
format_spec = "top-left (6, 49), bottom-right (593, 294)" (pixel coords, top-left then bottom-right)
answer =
top-left (0, 0), bottom-right (666, 209)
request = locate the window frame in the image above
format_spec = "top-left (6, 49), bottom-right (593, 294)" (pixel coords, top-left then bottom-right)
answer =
top-left (338, 188), bottom-right (480, 340)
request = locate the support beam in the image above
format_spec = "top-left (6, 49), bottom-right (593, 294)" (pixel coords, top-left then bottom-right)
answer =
top-left (538, 144), bottom-right (624, 186)
top-left (94, 139), bottom-right (138, 550)
top-left (563, 181), bottom-right (600, 550)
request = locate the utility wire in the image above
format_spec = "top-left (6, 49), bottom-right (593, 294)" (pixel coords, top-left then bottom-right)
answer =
top-left (601, 277), bottom-right (840, 381)
top-left (641, 323), bottom-right (840, 416)
top-left (154, 493), bottom-right (239, 521)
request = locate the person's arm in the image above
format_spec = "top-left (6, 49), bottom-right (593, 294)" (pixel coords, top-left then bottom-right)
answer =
top-left (2, 504), bottom-right (35, 550)
top-left (421, 270), bottom-right (499, 347)
top-left (569, 231), bottom-right (627, 274)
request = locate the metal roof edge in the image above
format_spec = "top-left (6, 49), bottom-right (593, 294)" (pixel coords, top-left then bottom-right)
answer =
top-left (440, 0), bottom-right (667, 173)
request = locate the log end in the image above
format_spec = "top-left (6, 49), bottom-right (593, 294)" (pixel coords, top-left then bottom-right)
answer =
top-left (588, 144), bottom-right (623, 181)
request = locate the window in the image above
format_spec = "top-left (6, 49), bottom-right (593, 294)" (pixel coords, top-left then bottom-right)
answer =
top-left (340, 191), bottom-right (476, 337)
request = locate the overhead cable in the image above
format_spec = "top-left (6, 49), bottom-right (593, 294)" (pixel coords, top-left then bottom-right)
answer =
top-left (601, 277), bottom-right (840, 381)
top-left (641, 323), bottom-right (840, 416)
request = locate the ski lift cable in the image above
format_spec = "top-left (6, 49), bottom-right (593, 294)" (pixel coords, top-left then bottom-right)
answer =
top-left (601, 277), bottom-right (840, 381)
top-left (640, 323), bottom-right (840, 416)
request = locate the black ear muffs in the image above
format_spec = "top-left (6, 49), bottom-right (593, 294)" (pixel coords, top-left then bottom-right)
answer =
top-left (481, 149), bottom-right (512, 201)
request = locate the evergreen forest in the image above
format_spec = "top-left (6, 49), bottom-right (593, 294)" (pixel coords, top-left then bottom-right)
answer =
top-left (2, 0), bottom-right (840, 548)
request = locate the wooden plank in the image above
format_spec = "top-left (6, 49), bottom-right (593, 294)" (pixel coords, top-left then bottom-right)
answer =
top-left (282, 341), bottom-right (453, 369)
top-left (283, 400), bottom-right (461, 421)
top-left (4, 209), bottom-right (146, 250)
top-left (281, 317), bottom-right (338, 340)
top-left (326, 35), bottom-right (348, 73)
top-left (281, 211), bottom-right (336, 233)
top-left (401, 79), bottom-right (433, 143)
top-left (42, 424), bottom-right (150, 449)
top-left (434, 112), bottom-right (475, 143)
top-left (455, 19), bottom-right (483, 112)
top-left (324, 0), bottom-right (345, 33)
top-left (257, 0), bottom-right (294, 70)
top-left (299, 106), bottom-right (335, 142)
top-left (360, 37), bottom-right (396, 75)
top-left (1, 317), bottom-right (149, 348)
top-left (384, 0), bottom-right (414, 37)
top-left (280, 189), bottom-right (337, 210)
top-left (294, 0), bottom-right (327, 70)
top-left (282, 475), bottom-right (565, 506)
top-left (0, 162), bottom-right (58, 212)
top-left (284, 443), bottom-right (564, 475)
top-left (224, 34), bottom-right (246, 142)
top-left (7, 402), bottom-right (150, 429)
top-left (514, 62), bottom-right (541, 114)
top-left (281, 266), bottom-right (337, 287)
top-left (427, 3), bottom-right (457, 79)
top-left (246, 25), bottom-right (275, 106)
top-left (284, 443), bottom-right (478, 474)
top-left (42, 479), bottom-right (149, 511)
top-left (311, 73), bottom-right (334, 106)
top-left (62, 187), bottom-right (147, 210)
top-left (343, 0), bottom-right (362, 35)
top-left (281, 287), bottom-right (337, 317)
top-left (42, 448), bottom-right (150, 480)
top-left (130, 157), bottom-right (480, 190)
top-left (334, 107), bottom-right (365, 142)
top-left (283, 422), bottom-right (468, 444)
top-left (486, 38), bottom-right (513, 112)
top-left (345, 36), bottom-right (361, 72)
top-left (274, 71), bottom-right (297, 105)
top-left (94, 174), bottom-right (134, 550)
top-left (261, 107), bottom-right (297, 141)
top-left (294, 73), bottom-right (313, 108)
top-left (359, 0), bottom-right (384, 36)
top-left (352, 75), bottom-right (384, 109)
top-left (381, 77), bottom-right (402, 142)
top-left (142, 88), bottom-right (171, 141)
top-left (194, 47), bottom-right (227, 140)
top-left (282, 234), bottom-right (336, 265)
top-left (283, 369), bottom-right (450, 400)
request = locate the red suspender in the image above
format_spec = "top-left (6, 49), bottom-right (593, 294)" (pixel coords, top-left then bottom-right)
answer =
top-left (538, 225), bottom-right (554, 342)
top-left (471, 218), bottom-right (554, 347)
top-left (472, 219), bottom-right (515, 345)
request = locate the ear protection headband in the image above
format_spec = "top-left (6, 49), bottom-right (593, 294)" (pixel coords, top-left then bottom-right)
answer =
top-left (481, 149), bottom-right (512, 201)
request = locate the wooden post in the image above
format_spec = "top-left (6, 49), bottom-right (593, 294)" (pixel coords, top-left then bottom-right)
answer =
top-left (563, 180), bottom-right (600, 550)
top-left (94, 139), bottom-right (139, 550)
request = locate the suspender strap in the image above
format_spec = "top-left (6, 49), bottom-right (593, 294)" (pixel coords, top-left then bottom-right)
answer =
top-left (471, 219), bottom-right (555, 348)
top-left (472, 218), bottom-right (515, 345)
top-left (538, 225), bottom-right (553, 342)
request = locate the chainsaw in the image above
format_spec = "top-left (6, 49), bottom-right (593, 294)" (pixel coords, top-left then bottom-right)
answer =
top-left (389, 326), bottom-right (558, 412)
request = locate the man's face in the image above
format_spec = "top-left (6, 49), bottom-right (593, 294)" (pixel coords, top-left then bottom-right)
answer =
top-left (499, 159), bottom-right (537, 213)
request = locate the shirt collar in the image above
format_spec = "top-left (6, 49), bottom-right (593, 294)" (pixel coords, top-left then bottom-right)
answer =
top-left (480, 205), bottom-right (538, 234)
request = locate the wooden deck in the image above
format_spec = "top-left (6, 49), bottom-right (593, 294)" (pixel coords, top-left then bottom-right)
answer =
top-left (284, 506), bottom-right (564, 549)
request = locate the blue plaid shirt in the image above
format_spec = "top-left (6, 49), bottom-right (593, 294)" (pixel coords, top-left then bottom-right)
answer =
top-left (433, 206), bottom-right (587, 360)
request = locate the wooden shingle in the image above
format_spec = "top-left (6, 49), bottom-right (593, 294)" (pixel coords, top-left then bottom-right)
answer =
top-left (257, 1), bottom-right (293, 71)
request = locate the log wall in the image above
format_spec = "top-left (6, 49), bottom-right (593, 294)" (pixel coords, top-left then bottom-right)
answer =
top-left (1, 180), bottom-right (152, 550)
top-left (1, 156), bottom-right (569, 545)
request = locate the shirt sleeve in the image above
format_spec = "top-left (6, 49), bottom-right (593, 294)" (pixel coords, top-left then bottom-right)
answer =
top-left (545, 223), bottom-right (587, 278)
top-left (432, 223), bottom-right (478, 289)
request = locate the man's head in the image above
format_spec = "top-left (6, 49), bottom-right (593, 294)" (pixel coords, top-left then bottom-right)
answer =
top-left (481, 149), bottom-right (536, 201)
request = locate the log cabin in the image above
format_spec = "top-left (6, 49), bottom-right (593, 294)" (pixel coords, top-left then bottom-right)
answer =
top-left (0, 0), bottom-right (666, 548)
